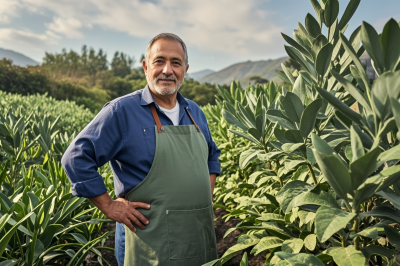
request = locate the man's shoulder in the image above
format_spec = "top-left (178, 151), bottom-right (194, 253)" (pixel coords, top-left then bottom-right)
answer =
top-left (184, 98), bottom-right (206, 119)
top-left (103, 89), bottom-right (144, 111)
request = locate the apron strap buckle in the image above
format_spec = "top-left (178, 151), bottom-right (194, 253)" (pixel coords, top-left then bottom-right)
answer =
top-left (150, 104), bottom-right (165, 133)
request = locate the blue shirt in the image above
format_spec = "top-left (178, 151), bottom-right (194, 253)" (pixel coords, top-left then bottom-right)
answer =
top-left (61, 85), bottom-right (221, 198)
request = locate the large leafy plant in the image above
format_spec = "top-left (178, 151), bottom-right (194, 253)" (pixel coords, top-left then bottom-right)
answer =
top-left (204, 0), bottom-right (400, 265)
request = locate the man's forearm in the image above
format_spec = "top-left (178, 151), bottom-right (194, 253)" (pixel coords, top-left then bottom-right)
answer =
top-left (210, 174), bottom-right (217, 196)
top-left (88, 192), bottom-right (114, 216)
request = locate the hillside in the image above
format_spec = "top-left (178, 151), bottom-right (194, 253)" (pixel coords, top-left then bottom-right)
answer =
top-left (188, 69), bottom-right (215, 81)
top-left (200, 57), bottom-right (288, 85)
top-left (0, 48), bottom-right (39, 66)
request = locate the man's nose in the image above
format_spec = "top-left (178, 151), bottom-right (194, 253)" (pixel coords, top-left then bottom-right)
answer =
top-left (162, 62), bottom-right (173, 75)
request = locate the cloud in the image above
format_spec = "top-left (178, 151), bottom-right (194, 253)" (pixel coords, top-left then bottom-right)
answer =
top-left (0, 0), bottom-right (21, 24)
top-left (47, 17), bottom-right (84, 38)
top-left (0, 0), bottom-right (284, 58)
top-left (0, 28), bottom-right (60, 49)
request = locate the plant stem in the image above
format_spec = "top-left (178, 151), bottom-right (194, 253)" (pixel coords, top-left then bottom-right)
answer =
top-left (352, 211), bottom-right (360, 250)
top-left (307, 164), bottom-right (318, 185)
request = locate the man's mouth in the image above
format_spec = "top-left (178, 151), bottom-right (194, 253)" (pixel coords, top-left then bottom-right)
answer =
top-left (158, 79), bottom-right (176, 83)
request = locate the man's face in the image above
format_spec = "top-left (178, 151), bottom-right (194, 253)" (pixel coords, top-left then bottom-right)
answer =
top-left (143, 39), bottom-right (189, 96)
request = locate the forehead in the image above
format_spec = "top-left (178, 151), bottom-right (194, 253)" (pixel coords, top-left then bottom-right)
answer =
top-left (149, 39), bottom-right (185, 60)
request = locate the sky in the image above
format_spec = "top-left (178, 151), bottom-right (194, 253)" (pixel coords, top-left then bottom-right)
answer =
top-left (0, 0), bottom-right (399, 73)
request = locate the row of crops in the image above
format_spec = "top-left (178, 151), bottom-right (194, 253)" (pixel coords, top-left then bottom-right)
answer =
top-left (203, 0), bottom-right (400, 265)
top-left (0, 93), bottom-right (117, 265)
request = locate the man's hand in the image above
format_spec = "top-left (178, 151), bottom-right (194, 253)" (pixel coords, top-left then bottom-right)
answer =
top-left (88, 192), bottom-right (150, 232)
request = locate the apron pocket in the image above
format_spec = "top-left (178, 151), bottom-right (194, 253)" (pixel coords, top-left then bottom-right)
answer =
top-left (166, 204), bottom-right (214, 259)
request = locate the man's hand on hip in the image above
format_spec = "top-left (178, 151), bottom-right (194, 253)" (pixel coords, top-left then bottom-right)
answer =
top-left (88, 192), bottom-right (150, 232)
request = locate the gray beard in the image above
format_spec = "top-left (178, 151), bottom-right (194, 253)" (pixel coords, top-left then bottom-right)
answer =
top-left (147, 76), bottom-right (184, 96)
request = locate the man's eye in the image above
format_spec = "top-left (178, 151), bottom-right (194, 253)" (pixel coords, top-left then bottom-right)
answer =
top-left (173, 62), bottom-right (181, 65)
top-left (155, 60), bottom-right (163, 63)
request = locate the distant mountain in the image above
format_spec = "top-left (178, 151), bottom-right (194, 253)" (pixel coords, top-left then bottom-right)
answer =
top-left (187, 69), bottom-right (215, 81)
top-left (0, 48), bottom-right (39, 66)
top-left (200, 57), bottom-right (288, 85)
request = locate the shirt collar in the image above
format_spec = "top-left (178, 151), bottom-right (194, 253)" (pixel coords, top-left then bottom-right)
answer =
top-left (140, 84), bottom-right (189, 108)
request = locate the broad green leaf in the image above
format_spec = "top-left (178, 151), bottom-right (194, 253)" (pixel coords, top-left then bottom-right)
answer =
top-left (285, 130), bottom-right (303, 143)
top-left (305, 13), bottom-right (321, 38)
top-left (311, 133), bottom-right (336, 156)
top-left (376, 191), bottom-right (400, 210)
top-left (266, 110), bottom-right (296, 130)
top-left (248, 128), bottom-right (261, 141)
top-left (239, 149), bottom-right (263, 169)
top-left (240, 252), bottom-right (248, 266)
top-left (330, 70), bottom-right (371, 113)
top-left (282, 143), bottom-right (304, 154)
top-left (304, 234), bottom-right (317, 251)
top-left (315, 206), bottom-right (356, 242)
top-left (251, 237), bottom-right (284, 255)
top-left (292, 76), bottom-right (307, 104)
top-left (241, 223), bottom-right (293, 240)
top-left (350, 126), bottom-right (364, 162)
top-left (0, 260), bottom-right (19, 266)
top-left (355, 227), bottom-right (379, 240)
top-left (229, 130), bottom-right (260, 145)
top-left (282, 238), bottom-right (303, 254)
top-left (282, 33), bottom-right (311, 58)
top-left (276, 181), bottom-right (315, 213)
top-left (313, 150), bottom-right (352, 199)
top-left (390, 97), bottom-right (400, 131)
top-left (257, 214), bottom-right (286, 223)
top-left (285, 45), bottom-right (313, 76)
top-left (275, 252), bottom-right (324, 266)
top-left (324, 0), bottom-right (339, 27)
top-left (339, 33), bottom-right (370, 90)
top-left (312, 35), bottom-right (328, 61)
top-left (349, 147), bottom-right (380, 190)
top-left (201, 259), bottom-right (221, 266)
top-left (381, 19), bottom-right (400, 71)
top-left (221, 235), bottom-right (260, 259)
top-left (299, 99), bottom-right (322, 137)
top-left (330, 246), bottom-right (367, 266)
top-left (384, 225), bottom-right (400, 249)
top-left (372, 71), bottom-right (400, 121)
top-left (361, 206), bottom-right (400, 224)
top-left (309, 0), bottom-right (323, 26)
top-left (222, 109), bottom-right (248, 131)
top-left (361, 21), bottom-right (385, 73)
top-left (316, 86), bottom-right (363, 125)
top-left (281, 92), bottom-right (304, 123)
top-left (315, 43), bottom-right (333, 76)
top-left (338, 0), bottom-right (361, 30)
top-left (361, 245), bottom-right (395, 260)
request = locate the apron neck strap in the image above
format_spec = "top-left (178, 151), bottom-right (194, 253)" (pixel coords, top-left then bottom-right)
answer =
top-left (184, 107), bottom-right (201, 132)
top-left (150, 103), bottom-right (165, 133)
top-left (149, 102), bottom-right (201, 133)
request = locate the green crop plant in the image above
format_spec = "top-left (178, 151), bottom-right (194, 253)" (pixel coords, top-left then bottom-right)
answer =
top-left (0, 93), bottom-right (115, 265)
top-left (204, 0), bottom-right (400, 265)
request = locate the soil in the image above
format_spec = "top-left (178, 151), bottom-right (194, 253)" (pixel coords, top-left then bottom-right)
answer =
top-left (86, 209), bottom-right (266, 266)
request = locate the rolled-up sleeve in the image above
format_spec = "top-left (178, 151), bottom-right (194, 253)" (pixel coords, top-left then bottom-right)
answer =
top-left (61, 103), bottom-right (125, 198)
top-left (203, 116), bottom-right (221, 176)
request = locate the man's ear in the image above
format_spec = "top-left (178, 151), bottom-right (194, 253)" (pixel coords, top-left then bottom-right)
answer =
top-left (142, 59), bottom-right (148, 75)
top-left (185, 64), bottom-right (189, 74)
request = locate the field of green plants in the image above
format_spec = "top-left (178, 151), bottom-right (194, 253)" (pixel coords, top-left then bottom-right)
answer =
top-left (0, 92), bottom-right (119, 265)
top-left (203, 0), bottom-right (400, 265)
top-left (0, 0), bottom-right (400, 265)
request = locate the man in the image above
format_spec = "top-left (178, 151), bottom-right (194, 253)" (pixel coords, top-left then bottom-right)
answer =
top-left (61, 33), bottom-right (220, 266)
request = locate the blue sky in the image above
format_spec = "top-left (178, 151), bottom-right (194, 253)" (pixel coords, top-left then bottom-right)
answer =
top-left (1, 0), bottom-right (399, 73)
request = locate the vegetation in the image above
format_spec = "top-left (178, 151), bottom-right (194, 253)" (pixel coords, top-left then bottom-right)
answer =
top-left (0, 93), bottom-right (121, 265)
top-left (203, 0), bottom-right (400, 265)
top-left (0, 46), bottom-right (219, 113)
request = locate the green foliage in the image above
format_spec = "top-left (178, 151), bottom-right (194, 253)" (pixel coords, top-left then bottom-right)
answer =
top-left (204, 0), bottom-right (400, 265)
top-left (0, 93), bottom-right (114, 265)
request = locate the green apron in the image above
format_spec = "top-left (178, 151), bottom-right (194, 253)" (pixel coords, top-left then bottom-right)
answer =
top-left (123, 103), bottom-right (218, 266)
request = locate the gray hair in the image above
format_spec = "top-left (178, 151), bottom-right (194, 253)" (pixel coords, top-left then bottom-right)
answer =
top-left (145, 33), bottom-right (188, 66)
